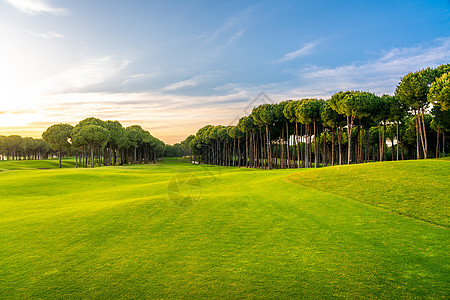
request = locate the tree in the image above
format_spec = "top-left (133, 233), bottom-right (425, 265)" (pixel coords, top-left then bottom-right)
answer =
top-left (388, 96), bottom-right (407, 161)
top-left (283, 100), bottom-right (303, 168)
top-left (105, 120), bottom-right (128, 166)
top-left (431, 104), bottom-right (450, 157)
top-left (295, 99), bottom-right (323, 168)
top-left (252, 104), bottom-right (276, 169)
top-left (42, 124), bottom-right (73, 168)
top-left (0, 136), bottom-right (5, 159)
top-left (238, 115), bottom-right (257, 168)
top-left (396, 70), bottom-right (430, 159)
top-left (72, 120), bottom-right (110, 168)
top-left (330, 91), bottom-right (374, 164)
top-left (125, 125), bottom-right (148, 164)
top-left (371, 95), bottom-right (391, 162)
top-left (227, 126), bottom-right (244, 167)
top-left (321, 100), bottom-right (345, 165)
top-left (5, 135), bottom-right (23, 160)
top-left (429, 72), bottom-right (450, 111)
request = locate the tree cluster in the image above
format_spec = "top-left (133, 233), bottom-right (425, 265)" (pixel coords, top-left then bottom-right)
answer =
top-left (0, 135), bottom-right (50, 161)
top-left (42, 117), bottom-right (165, 168)
top-left (184, 64), bottom-right (450, 169)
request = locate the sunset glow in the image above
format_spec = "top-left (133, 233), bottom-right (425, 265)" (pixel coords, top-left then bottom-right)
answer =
top-left (1, 0), bottom-right (449, 144)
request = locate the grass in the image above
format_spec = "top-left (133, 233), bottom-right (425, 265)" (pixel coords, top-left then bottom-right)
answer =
top-left (0, 158), bottom-right (76, 171)
top-left (0, 158), bottom-right (448, 298)
top-left (288, 159), bottom-right (450, 227)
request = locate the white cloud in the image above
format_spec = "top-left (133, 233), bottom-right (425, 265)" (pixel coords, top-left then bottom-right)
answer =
top-left (161, 73), bottom-right (223, 92)
top-left (198, 6), bottom-right (254, 48)
top-left (26, 29), bottom-right (64, 39)
top-left (4, 0), bottom-right (68, 15)
top-left (35, 56), bottom-right (129, 94)
top-left (227, 30), bottom-right (246, 46)
top-left (274, 40), bottom-right (321, 63)
top-left (161, 78), bottom-right (198, 92)
top-left (289, 37), bottom-right (450, 97)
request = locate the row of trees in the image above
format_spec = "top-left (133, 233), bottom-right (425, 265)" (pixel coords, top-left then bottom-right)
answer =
top-left (42, 117), bottom-right (168, 168)
top-left (184, 64), bottom-right (450, 169)
top-left (0, 135), bottom-right (51, 160)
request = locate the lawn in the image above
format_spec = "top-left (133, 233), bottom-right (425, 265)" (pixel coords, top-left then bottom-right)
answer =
top-left (0, 158), bottom-right (448, 298)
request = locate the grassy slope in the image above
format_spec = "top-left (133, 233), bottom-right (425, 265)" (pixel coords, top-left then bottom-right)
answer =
top-left (0, 158), bottom-right (76, 171)
top-left (0, 159), bottom-right (448, 299)
top-left (288, 159), bottom-right (450, 227)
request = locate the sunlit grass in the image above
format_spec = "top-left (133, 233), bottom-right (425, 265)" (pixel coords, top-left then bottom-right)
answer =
top-left (288, 159), bottom-right (450, 227)
top-left (0, 158), bottom-right (448, 298)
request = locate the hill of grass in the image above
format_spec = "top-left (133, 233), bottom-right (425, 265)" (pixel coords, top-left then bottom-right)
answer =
top-left (287, 159), bottom-right (450, 227)
top-left (0, 158), bottom-right (76, 171)
top-left (0, 158), bottom-right (448, 298)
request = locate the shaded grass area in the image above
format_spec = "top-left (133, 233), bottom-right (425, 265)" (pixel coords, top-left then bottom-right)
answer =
top-left (0, 159), bottom-right (448, 298)
top-left (0, 158), bottom-right (76, 171)
top-left (288, 159), bottom-right (450, 227)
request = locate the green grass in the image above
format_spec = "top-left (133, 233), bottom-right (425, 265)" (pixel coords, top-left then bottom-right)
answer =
top-left (288, 160), bottom-right (450, 227)
top-left (0, 158), bottom-right (76, 171)
top-left (0, 158), bottom-right (448, 299)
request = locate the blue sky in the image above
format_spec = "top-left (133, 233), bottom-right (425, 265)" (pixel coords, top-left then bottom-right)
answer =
top-left (1, 0), bottom-right (449, 143)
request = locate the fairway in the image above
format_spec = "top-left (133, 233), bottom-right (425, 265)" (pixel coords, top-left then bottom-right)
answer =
top-left (0, 159), bottom-right (449, 299)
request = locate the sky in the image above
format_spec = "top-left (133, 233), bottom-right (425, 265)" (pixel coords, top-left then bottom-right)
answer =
top-left (0, 0), bottom-right (449, 144)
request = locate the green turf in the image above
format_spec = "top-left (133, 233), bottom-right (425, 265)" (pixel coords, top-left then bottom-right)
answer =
top-left (288, 160), bottom-right (450, 227)
top-left (0, 158), bottom-right (76, 171)
top-left (0, 158), bottom-right (448, 298)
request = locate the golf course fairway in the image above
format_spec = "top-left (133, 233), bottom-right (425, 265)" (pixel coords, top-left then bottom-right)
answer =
top-left (0, 158), bottom-right (448, 298)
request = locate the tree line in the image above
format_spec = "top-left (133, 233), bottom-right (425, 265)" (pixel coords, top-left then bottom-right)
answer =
top-left (0, 135), bottom-right (51, 160)
top-left (42, 117), bottom-right (171, 168)
top-left (184, 64), bottom-right (450, 169)
top-left (1, 117), bottom-right (190, 168)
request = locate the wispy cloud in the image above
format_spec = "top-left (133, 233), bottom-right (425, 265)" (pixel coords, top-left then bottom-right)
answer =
top-left (18, 89), bottom-right (252, 143)
top-left (285, 37), bottom-right (450, 98)
top-left (161, 78), bottom-right (198, 92)
top-left (227, 29), bottom-right (246, 46)
top-left (198, 6), bottom-right (255, 47)
top-left (161, 73), bottom-right (222, 92)
top-left (4, 0), bottom-right (68, 15)
top-left (274, 40), bottom-right (321, 63)
top-left (35, 56), bottom-right (129, 94)
top-left (26, 29), bottom-right (64, 39)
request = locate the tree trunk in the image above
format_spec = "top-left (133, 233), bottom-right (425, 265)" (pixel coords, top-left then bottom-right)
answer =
top-left (233, 138), bottom-right (236, 167)
top-left (378, 123), bottom-right (382, 161)
top-left (396, 121), bottom-right (400, 161)
top-left (266, 124), bottom-right (272, 170)
top-left (296, 122), bottom-right (300, 168)
top-left (337, 127), bottom-right (342, 165)
top-left (415, 111), bottom-right (420, 159)
top-left (245, 133), bottom-right (249, 168)
top-left (305, 124), bottom-right (309, 168)
top-left (314, 120), bottom-right (318, 168)
top-left (383, 121), bottom-right (387, 162)
top-left (347, 116), bottom-right (353, 164)
top-left (90, 144), bottom-right (95, 168)
top-left (416, 111), bottom-right (426, 159)
top-left (286, 121), bottom-right (290, 169)
top-left (391, 138), bottom-right (394, 161)
top-left (323, 130), bottom-right (327, 167)
top-left (436, 118), bottom-right (441, 158)
top-left (238, 138), bottom-right (241, 167)
top-left (420, 106), bottom-right (428, 159)
top-left (281, 126), bottom-right (285, 169)
top-left (58, 148), bottom-right (62, 168)
top-left (331, 130), bottom-right (335, 166)
top-left (443, 132), bottom-right (445, 154)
